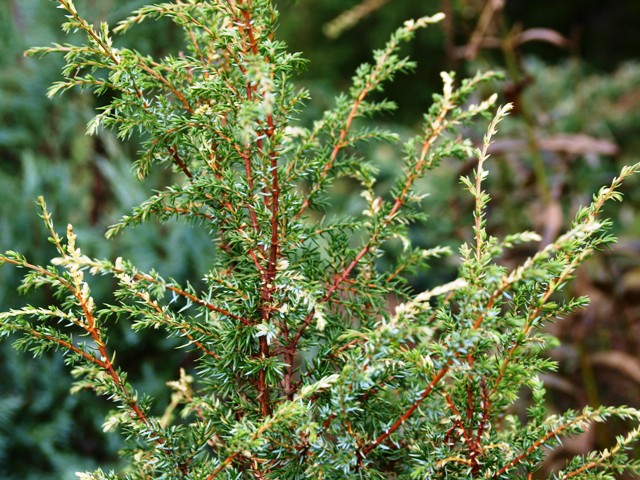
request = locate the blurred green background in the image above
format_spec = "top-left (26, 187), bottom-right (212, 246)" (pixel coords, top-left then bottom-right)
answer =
top-left (1, 0), bottom-right (640, 477)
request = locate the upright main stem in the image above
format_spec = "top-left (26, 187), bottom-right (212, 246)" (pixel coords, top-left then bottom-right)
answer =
top-left (235, 0), bottom-right (279, 417)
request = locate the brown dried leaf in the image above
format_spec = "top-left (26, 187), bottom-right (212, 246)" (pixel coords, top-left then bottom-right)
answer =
top-left (515, 28), bottom-right (571, 49)
top-left (591, 351), bottom-right (640, 384)
top-left (489, 134), bottom-right (619, 157)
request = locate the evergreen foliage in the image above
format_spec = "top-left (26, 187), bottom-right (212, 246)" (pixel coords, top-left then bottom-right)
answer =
top-left (1, 1), bottom-right (639, 478)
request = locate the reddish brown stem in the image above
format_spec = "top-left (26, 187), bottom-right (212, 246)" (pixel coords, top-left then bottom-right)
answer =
top-left (129, 270), bottom-right (252, 326)
top-left (294, 87), bottom-right (368, 219)
top-left (134, 291), bottom-right (220, 359)
top-left (361, 367), bottom-right (449, 456)
top-left (7, 322), bottom-right (108, 369)
top-left (475, 379), bottom-right (490, 445)
top-left (233, 0), bottom-right (280, 417)
top-left (257, 335), bottom-right (271, 417)
top-left (290, 102), bottom-right (453, 355)
top-left (257, 146), bottom-right (280, 413)
top-left (168, 145), bottom-right (193, 179)
top-left (207, 451), bottom-right (240, 479)
top-left (445, 392), bottom-right (475, 449)
top-left (239, 0), bottom-right (259, 55)
top-left (495, 416), bottom-right (588, 476)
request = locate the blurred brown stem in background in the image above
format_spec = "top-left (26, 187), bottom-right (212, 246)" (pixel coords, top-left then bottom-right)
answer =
top-left (323, 0), bottom-right (394, 39)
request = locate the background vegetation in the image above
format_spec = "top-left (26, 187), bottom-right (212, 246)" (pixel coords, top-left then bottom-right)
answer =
top-left (1, 0), bottom-right (639, 477)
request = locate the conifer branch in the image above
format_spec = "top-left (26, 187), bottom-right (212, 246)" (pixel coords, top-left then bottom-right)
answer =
top-left (3, 3), bottom-right (640, 478)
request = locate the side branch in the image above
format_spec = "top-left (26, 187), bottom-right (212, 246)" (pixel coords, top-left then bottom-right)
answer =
top-left (4, 322), bottom-right (108, 369)
top-left (87, 260), bottom-right (252, 326)
top-left (494, 414), bottom-right (595, 477)
top-left (168, 145), bottom-right (194, 179)
top-left (289, 106), bottom-right (453, 351)
top-left (132, 291), bottom-right (220, 360)
top-left (294, 86), bottom-right (369, 218)
top-left (141, 274), bottom-right (252, 326)
top-left (361, 366), bottom-right (449, 456)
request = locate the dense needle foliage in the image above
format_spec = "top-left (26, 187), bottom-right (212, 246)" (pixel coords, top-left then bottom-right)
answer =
top-left (1, 1), bottom-right (639, 478)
